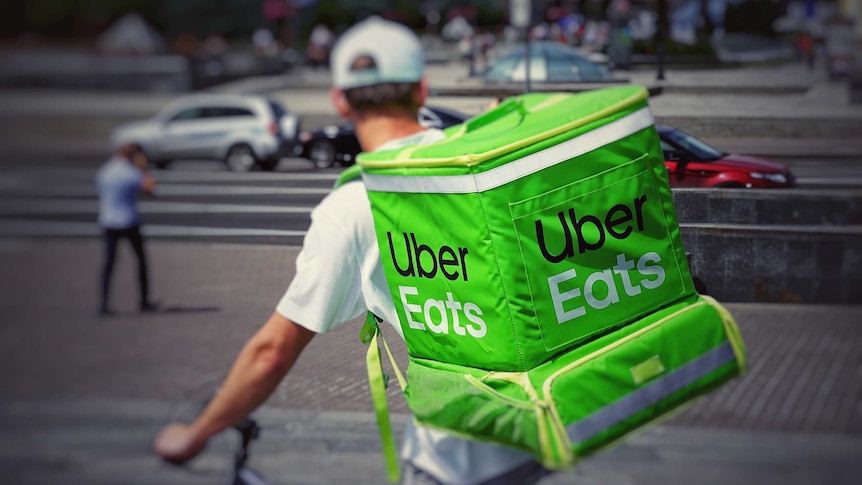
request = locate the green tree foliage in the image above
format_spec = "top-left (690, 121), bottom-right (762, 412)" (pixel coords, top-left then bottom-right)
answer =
top-left (4, 0), bottom-right (268, 39)
top-left (10, 0), bottom-right (160, 38)
top-left (313, 0), bottom-right (357, 32)
top-left (724, 0), bottom-right (782, 37)
top-left (160, 0), bottom-right (267, 38)
top-left (4, 0), bottom-right (508, 41)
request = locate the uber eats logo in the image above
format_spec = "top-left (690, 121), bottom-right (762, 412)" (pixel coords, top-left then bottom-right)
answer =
top-left (387, 232), bottom-right (487, 339)
top-left (384, 190), bottom-right (671, 340)
top-left (534, 194), bottom-right (667, 324)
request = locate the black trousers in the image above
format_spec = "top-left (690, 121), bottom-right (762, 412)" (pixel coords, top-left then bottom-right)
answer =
top-left (100, 225), bottom-right (149, 311)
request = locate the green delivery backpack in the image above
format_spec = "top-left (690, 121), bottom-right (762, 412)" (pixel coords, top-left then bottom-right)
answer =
top-left (338, 86), bottom-right (746, 482)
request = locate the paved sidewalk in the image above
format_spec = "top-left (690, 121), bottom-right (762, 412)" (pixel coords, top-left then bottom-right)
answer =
top-left (426, 61), bottom-right (862, 139)
top-left (2, 396), bottom-right (860, 485)
top-left (0, 239), bottom-right (860, 484)
top-left (2, 64), bottom-right (860, 152)
top-left (1, 61), bottom-right (860, 129)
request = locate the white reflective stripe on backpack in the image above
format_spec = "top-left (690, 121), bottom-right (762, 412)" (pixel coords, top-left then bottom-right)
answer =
top-left (361, 107), bottom-right (654, 194)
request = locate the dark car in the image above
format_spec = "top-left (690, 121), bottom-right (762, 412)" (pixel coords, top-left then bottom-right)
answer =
top-left (298, 106), bottom-right (471, 168)
top-left (658, 124), bottom-right (795, 188)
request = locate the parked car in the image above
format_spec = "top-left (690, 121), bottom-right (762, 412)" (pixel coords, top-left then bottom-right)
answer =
top-left (298, 102), bottom-right (793, 188)
top-left (109, 94), bottom-right (301, 172)
top-left (298, 106), bottom-right (470, 168)
top-left (710, 33), bottom-right (794, 64)
top-left (658, 124), bottom-right (795, 188)
top-left (484, 41), bottom-right (612, 83)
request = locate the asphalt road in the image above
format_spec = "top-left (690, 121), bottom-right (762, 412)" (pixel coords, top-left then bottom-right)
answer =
top-left (0, 152), bottom-right (860, 246)
top-left (0, 159), bottom-right (336, 245)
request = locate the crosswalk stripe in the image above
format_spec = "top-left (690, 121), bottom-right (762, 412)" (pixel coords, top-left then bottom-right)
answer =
top-left (0, 166), bottom-right (326, 243)
top-left (1, 167), bottom-right (341, 183)
top-left (0, 219), bottom-right (307, 238)
top-left (2, 184), bottom-right (333, 197)
top-left (0, 199), bottom-right (314, 215)
top-left (154, 185), bottom-right (333, 196)
top-left (151, 171), bottom-right (341, 183)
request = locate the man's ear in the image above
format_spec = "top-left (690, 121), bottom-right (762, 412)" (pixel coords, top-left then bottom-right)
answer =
top-left (416, 77), bottom-right (429, 106)
top-left (330, 88), bottom-right (352, 119)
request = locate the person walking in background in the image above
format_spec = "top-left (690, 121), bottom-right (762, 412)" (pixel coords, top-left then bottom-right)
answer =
top-left (153, 17), bottom-right (552, 484)
top-left (97, 143), bottom-right (158, 316)
top-left (307, 23), bottom-right (335, 69)
top-left (799, 30), bottom-right (815, 71)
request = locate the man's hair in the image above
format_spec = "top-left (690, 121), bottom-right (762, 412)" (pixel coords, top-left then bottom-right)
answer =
top-left (342, 55), bottom-right (420, 116)
top-left (344, 82), bottom-right (420, 115)
top-left (117, 143), bottom-right (144, 159)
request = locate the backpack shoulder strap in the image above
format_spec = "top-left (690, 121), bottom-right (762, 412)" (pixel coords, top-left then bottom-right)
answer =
top-left (334, 164), bottom-right (363, 189)
top-left (342, 164), bottom-right (406, 482)
top-left (360, 312), bottom-right (406, 483)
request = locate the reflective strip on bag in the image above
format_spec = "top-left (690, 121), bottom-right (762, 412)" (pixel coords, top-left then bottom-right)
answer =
top-left (361, 107), bottom-right (655, 194)
top-left (566, 342), bottom-right (737, 444)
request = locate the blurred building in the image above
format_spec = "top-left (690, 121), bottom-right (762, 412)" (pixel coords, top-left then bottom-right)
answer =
top-left (97, 13), bottom-right (167, 55)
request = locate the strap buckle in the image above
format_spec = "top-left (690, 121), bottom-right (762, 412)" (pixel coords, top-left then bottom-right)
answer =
top-left (360, 312), bottom-right (382, 344)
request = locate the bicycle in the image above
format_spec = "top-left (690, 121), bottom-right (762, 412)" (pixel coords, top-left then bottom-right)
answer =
top-left (228, 417), bottom-right (270, 485)
top-left (162, 380), bottom-right (273, 485)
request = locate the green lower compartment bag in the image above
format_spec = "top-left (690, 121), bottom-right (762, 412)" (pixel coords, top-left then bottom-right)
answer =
top-left (403, 294), bottom-right (745, 468)
top-left (351, 86), bottom-right (746, 475)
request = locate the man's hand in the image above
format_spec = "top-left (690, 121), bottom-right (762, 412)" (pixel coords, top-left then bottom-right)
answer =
top-left (153, 423), bottom-right (207, 465)
top-left (141, 173), bottom-right (156, 195)
top-left (152, 314), bottom-right (315, 466)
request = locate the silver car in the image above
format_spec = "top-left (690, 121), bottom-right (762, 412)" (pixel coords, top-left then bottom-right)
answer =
top-left (484, 41), bottom-right (612, 83)
top-left (109, 94), bottom-right (301, 172)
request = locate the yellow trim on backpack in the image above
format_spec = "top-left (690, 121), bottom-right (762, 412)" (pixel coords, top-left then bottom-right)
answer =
top-left (358, 88), bottom-right (649, 170)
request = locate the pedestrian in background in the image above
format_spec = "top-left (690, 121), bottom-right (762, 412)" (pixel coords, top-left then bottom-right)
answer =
top-left (153, 17), bottom-right (552, 485)
top-left (307, 24), bottom-right (335, 69)
top-left (97, 143), bottom-right (158, 316)
top-left (799, 30), bottom-right (815, 71)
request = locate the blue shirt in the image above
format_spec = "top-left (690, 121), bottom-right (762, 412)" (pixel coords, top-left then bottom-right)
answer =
top-left (97, 157), bottom-right (145, 229)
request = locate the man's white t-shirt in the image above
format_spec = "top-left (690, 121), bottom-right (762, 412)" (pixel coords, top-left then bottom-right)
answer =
top-left (276, 129), bottom-right (536, 484)
top-left (96, 156), bottom-right (144, 229)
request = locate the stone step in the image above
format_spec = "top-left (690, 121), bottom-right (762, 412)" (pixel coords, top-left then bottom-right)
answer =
top-left (673, 188), bottom-right (862, 226)
top-left (681, 223), bottom-right (861, 304)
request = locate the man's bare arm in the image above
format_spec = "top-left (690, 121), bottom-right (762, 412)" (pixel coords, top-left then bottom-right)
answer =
top-left (153, 312), bottom-right (316, 464)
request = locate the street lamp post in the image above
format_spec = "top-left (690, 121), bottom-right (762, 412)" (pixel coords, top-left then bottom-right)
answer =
top-left (511, 0), bottom-right (532, 93)
top-left (525, 32), bottom-right (532, 93)
top-left (656, 0), bottom-right (668, 81)
top-left (469, 33), bottom-right (477, 77)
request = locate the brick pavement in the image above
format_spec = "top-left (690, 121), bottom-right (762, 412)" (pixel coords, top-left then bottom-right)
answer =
top-left (1, 239), bottom-right (860, 434)
top-left (1, 238), bottom-right (861, 484)
top-left (2, 395), bottom-right (861, 485)
top-left (3, 396), bottom-right (861, 485)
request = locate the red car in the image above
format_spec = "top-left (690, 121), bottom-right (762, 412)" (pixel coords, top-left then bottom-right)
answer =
top-left (658, 124), bottom-right (795, 188)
